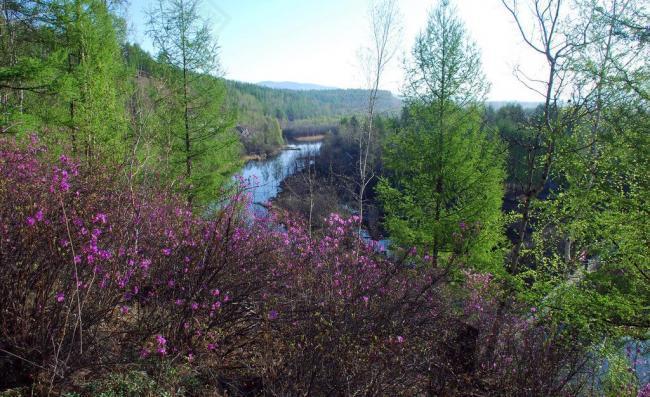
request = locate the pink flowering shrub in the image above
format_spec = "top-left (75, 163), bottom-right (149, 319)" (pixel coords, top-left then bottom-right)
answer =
top-left (639, 383), bottom-right (650, 397)
top-left (0, 138), bottom-right (284, 391)
top-left (0, 138), bottom-right (599, 395)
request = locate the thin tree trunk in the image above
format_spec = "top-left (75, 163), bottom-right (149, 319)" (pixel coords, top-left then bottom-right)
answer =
top-left (180, 1), bottom-right (192, 205)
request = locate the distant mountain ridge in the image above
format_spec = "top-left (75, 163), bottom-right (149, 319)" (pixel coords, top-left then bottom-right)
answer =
top-left (256, 82), bottom-right (541, 111)
top-left (257, 81), bottom-right (339, 91)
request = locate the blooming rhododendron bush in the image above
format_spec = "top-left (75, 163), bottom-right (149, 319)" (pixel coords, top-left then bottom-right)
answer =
top-left (0, 138), bottom-right (606, 395)
top-left (0, 138), bottom-right (285, 391)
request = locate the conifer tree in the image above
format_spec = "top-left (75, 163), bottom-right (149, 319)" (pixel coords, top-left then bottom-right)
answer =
top-left (0, 0), bottom-right (128, 160)
top-left (378, 0), bottom-right (505, 269)
top-left (147, 0), bottom-right (239, 206)
top-left (58, 0), bottom-right (128, 160)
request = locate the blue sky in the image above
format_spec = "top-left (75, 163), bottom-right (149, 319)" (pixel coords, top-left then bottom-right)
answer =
top-left (127, 0), bottom-right (548, 102)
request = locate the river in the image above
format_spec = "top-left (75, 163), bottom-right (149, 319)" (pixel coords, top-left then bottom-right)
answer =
top-left (239, 141), bottom-right (321, 216)
top-left (237, 140), bottom-right (390, 251)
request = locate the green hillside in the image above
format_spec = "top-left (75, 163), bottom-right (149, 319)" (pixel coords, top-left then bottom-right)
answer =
top-left (124, 44), bottom-right (401, 154)
top-left (225, 80), bottom-right (402, 152)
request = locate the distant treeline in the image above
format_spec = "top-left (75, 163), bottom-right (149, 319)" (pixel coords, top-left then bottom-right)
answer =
top-left (226, 80), bottom-right (401, 150)
top-left (225, 80), bottom-right (402, 123)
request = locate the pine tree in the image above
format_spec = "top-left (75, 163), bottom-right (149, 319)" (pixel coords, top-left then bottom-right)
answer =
top-left (147, 0), bottom-right (239, 206)
top-left (377, 0), bottom-right (505, 269)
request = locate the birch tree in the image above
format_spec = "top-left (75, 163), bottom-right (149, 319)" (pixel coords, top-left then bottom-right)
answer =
top-left (355, 0), bottom-right (401, 235)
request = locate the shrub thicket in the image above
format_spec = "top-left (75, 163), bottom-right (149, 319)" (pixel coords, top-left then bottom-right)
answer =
top-left (0, 138), bottom-right (636, 396)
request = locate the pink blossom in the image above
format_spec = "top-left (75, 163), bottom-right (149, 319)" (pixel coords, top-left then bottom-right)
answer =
top-left (162, 248), bottom-right (172, 256)
top-left (638, 383), bottom-right (650, 397)
top-left (141, 259), bottom-right (151, 271)
top-left (93, 213), bottom-right (108, 224)
top-left (26, 217), bottom-right (36, 226)
top-left (60, 179), bottom-right (70, 192)
top-left (55, 292), bottom-right (65, 303)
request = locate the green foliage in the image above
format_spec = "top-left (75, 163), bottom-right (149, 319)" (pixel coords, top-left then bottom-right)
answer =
top-left (601, 350), bottom-right (641, 396)
top-left (146, 0), bottom-right (240, 205)
top-left (379, 103), bottom-right (506, 269)
top-left (490, 103), bottom-right (544, 186)
top-left (153, 68), bottom-right (240, 204)
top-left (1, 0), bottom-right (241, 206)
top-left (521, 104), bottom-right (650, 339)
top-left (56, 0), bottom-right (128, 159)
top-left (226, 80), bottom-right (400, 155)
top-left (1, 0), bottom-right (129, 160)
top-left (509, 0), bottom-right (650, 341)
top-left (225, 80), bottom-right (401, 123)
top-left (242, 116), bottom-right (284, 154)
top-left (89, 371), bottom-right (167, 397)
top-left (378, 0), bottom-right (505, 270)
top-left (76, 365), bottom-right (204, 397)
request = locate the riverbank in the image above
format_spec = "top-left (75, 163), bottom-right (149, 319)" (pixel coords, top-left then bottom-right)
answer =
top-left (238, 141), bottom-right (323, 208)
top-left (291, 134), bottom-right (328, 142)
top-left (272, 169), bottom-right (387, 241)
top-left (241, 144), bottom-right (295, 162)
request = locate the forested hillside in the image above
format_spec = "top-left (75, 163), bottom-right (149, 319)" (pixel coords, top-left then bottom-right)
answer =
top-left (226, 80), bottom-right (401, 152)
top-left (226, 80), bottom-right (401, 122)
top-left (123, 43), bottom-right (402, 155)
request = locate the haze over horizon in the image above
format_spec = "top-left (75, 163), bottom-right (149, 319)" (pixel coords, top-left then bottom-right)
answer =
top-left (129, 0), bottom-right (555, 102)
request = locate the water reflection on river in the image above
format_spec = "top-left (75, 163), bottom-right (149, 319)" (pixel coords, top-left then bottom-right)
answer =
top-left (236, 140), bottom-right (392, 252)
top-left (239, 142), bottom-right (321, 213)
